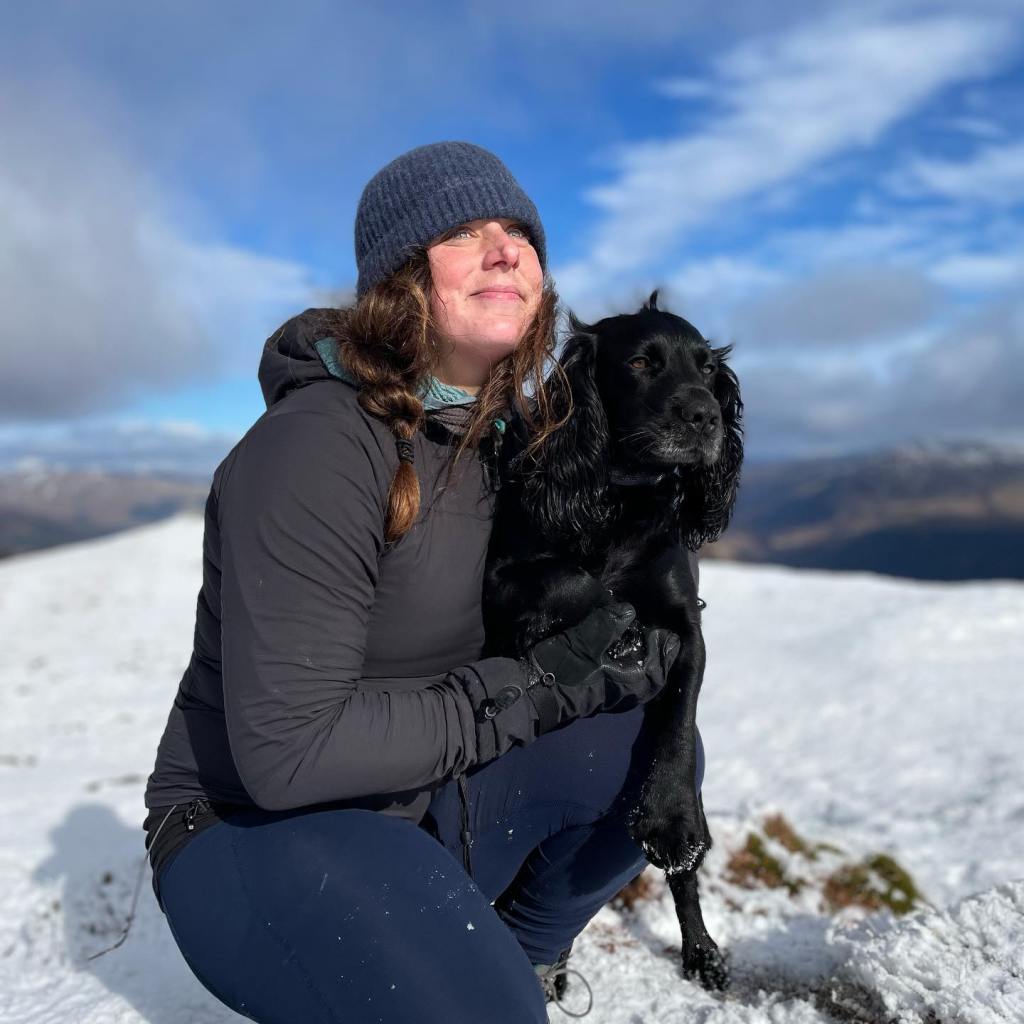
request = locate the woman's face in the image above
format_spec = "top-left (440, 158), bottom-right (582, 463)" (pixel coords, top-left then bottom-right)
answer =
top-left (427, 217), bottom-right (543, 392)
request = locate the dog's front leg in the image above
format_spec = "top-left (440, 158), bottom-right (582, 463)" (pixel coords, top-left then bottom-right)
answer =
top-left (626, 636), bottom-right (706, 874)
top-left (627, 637), bottom-right (729, 989)
top-left (667, 850), bottom-right (729, 990)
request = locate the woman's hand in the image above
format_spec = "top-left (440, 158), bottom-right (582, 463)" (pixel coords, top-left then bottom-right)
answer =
top-left (455, 603), bottom-right (680, 765)
top-left (516, 603), bottom-right (680, 735)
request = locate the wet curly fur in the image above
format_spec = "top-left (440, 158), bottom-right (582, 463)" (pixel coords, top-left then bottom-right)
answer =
top-left (482, 291), bottom-right (743, 989)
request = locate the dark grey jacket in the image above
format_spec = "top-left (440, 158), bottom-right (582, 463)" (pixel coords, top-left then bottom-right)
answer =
top-left (144, 310), bottom-right (536, 832)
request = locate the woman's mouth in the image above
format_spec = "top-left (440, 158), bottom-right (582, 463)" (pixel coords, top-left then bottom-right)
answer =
top-left (473, 288), bottom-right (521, 301)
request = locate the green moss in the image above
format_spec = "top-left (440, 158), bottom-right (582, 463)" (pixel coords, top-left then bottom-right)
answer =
top-left (813, 841), bottom-right (844, 856)
top-left (726, 832), bottom-right (805, 895)
top-left (824, 853), bottom-right (922, 915)
top-left (762, 814), bottom-right (847, 862)
top-left (763, 813), bottom-right (815, 858)
top-left (866, 854), bottom-right (922, 914)
top-left (723, 817), bottom-right (923, 920)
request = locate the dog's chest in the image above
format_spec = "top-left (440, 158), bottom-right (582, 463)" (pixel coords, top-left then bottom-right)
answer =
top-left (599, 533), bottom-right (700, 622)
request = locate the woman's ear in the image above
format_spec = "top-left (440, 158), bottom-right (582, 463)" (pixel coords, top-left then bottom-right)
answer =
top-left (677, 345), bottom-right (744, 549)
top-left (521, 329), bottom-right (611, 548)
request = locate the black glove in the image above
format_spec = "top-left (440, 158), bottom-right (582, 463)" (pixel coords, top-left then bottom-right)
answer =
top-left (479, 603), bottom-right (681, 737)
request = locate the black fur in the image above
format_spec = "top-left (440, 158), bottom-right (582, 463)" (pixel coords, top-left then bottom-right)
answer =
top-left (482, 291), bottom-right (743, 990)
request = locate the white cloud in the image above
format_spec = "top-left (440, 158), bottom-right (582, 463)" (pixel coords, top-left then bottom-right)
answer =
top-left (733, 265), bottom-right (943, 347)
top-left (941, 115), bottom-right (1005, 139)
top-left (893, 141), bottom-right (1024, 205)
top-left (738, 297), bottom-right (1024, 458)
top-left (0, 79), bottom-right (316, 421)
top-left (768, 220), bottom-right (932, 269)
top-left (928, 251), bottom-right (1024, 291)
top-left (669, 256), bottom-right (786, 302)
top-left (630, 217), bottom-right (959, 346)
top-left (751, 211), bottom-right (1024, 297)
top-left (653, 258), bottom-right (788, 339)
top-left (554, 11), bottom-right (1014, 305)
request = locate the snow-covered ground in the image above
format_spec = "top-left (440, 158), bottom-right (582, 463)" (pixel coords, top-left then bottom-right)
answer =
top-left (1, 515), bottom-right (1021, 1023)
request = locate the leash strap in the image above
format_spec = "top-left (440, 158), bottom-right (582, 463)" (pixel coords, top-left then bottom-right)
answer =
top-left (85, 802), bottom-right (180, 961)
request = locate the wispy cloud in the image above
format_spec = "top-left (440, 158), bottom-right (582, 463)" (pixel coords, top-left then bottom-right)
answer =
top-left (555, 11), bottom-right (1014, 303)
top-left (941, 114), bottom-right (1006, 139)
top-left (891, 141), bottom-right (1024, 204)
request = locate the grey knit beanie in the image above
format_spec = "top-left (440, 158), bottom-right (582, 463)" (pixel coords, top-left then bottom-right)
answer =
top-left (354, 141), bottom-right (547, 298)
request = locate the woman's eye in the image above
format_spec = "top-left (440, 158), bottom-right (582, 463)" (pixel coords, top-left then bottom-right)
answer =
top-left (451, 226), bottom-right (473, 239)
top-left (507, 225), bottom-right (531, 241)
top-left (629, 356), bottom-right (650, 370)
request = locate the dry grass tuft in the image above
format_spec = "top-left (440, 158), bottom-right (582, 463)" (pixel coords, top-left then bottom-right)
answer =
top-left (612, 869), bottom-right (660, 911)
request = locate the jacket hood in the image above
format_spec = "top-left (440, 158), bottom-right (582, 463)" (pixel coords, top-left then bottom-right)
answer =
top-left (259, 307), bottom-right (344, 409)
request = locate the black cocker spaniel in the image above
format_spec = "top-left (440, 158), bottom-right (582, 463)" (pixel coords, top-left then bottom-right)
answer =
top-left (483, 291), bottom-right (743, 990)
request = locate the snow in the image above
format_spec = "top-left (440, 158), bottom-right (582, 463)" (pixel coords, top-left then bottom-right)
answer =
top-left (1, 514), bottom-right (1021, 1023)
top-left (837, 882), bottom-right (1024, 1023)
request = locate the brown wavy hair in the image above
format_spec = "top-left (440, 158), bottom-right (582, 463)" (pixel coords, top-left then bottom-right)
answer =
top-left (312, 249), bottom-right (568, 545)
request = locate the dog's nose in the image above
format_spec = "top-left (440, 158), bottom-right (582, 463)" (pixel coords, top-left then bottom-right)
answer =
top-left (673, 396), bottom-right (720, 433)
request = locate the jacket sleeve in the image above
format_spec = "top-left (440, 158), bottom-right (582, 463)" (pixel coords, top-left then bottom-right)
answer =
top-left (217, 402), bottom-right (536, 811)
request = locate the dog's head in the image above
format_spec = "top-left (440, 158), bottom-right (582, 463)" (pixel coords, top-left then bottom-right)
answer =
top-left (522, 291), bottom-right (743, 551)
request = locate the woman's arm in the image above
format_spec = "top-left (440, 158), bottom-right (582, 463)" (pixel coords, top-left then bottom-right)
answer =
top-left (217, 399), bottom-right (536, 811)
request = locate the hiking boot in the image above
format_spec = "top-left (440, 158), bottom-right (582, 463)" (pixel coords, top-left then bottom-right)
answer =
top-left (534, 945), bottom-right (593, 1017)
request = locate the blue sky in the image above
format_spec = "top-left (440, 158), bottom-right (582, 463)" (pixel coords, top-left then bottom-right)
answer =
top-left (2, 0), bottom-right (1023, 473)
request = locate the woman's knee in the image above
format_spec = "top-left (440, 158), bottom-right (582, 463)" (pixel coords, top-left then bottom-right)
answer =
top-left (159, 807), bottom-right (548, 1022)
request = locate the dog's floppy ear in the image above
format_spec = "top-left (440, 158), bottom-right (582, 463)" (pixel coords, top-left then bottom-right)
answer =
top-left (521, 326), bottom-right (610, 548)
top-left (676, 343), bottom-right (744, 549)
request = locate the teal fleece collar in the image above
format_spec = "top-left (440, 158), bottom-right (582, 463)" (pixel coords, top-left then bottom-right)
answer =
top-left (313, 337), bottom-right (477, 410)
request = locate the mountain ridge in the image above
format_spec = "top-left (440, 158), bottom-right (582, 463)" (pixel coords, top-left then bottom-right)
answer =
top-left (4, 439), bottom-right (1023, 580)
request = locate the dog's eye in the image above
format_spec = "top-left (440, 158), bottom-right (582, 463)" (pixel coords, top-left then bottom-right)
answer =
top-left (701, 362), bottom-right (716, 375)
top-left (628, 357), bottom-right (650, 370)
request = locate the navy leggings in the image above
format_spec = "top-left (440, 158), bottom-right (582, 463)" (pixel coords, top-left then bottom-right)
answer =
top-left (158, 706), bottom-right (705, 1023)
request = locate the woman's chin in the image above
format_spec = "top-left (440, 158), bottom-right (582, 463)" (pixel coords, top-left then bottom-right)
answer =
top-left (466, 326), bottom-right (528, 358)
top-left (478, 337), bottom-right (523, 368)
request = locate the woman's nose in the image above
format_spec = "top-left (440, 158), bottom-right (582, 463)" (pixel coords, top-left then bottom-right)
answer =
top-left (482, 227), bottom-right (520, 268)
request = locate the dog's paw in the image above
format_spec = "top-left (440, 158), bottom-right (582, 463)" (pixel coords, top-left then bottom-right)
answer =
top-left (628, 798), bottom-right (707, 874)
top-left (681, 936), bottom-right (730, 991)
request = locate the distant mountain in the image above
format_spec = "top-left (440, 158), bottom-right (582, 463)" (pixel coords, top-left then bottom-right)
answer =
top-left (0, 469), bottom-right (207, 558)
top-left (704, 441), bottom-right (1024, 581)
top-left (4, 441), bottom-right (1024, 580)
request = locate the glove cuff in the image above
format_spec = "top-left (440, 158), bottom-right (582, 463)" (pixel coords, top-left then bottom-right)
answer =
top-left (452, 659), bottom-right (538, 762)
top-left (521, 652), bottom-right (562, 734)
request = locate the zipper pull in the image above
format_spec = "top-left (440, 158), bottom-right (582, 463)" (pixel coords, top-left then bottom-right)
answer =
top-left (184, 799), bottom-right (201, 832)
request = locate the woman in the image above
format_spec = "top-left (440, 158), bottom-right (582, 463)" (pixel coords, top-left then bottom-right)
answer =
top-left (143, 141), bottom-right (689, 1022)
